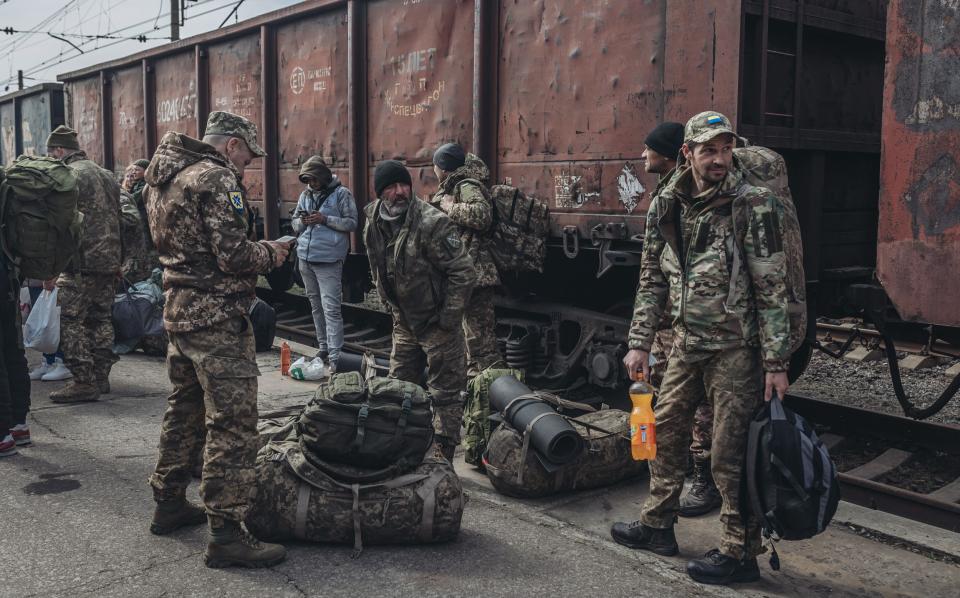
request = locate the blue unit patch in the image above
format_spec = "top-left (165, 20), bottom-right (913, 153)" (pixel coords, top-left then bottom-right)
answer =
top-left (228, 191), bottom-right (244, 215)
top-left (707, 115), bottom-right (724, 125)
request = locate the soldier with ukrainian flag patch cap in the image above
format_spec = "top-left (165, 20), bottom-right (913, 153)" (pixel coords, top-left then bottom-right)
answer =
top-left (142, 111), bottom-right (291, 569)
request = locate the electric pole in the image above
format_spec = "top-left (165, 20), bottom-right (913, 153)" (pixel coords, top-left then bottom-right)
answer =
top-left (170, 0), bottom-right (180, 41)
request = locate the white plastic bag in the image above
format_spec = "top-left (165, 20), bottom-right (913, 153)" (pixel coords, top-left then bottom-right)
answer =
top-left (23, 288), bottom-right (60, 354)
top-left (289, 356), bottom-right (328, 381)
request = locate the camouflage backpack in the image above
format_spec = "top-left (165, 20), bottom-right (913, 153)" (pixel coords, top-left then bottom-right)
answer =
top-left (462, 366), bottom-right (524, 466)
top-left (733, 146), bottom-right (808, 355)
top-left (487, 184), bottom-right (550, 273)
top-left (0, 155), bottom-right (82, 280)
top-left (296, 372), bottom-right (434, 477)
top-left (483, 409), bottom-right (647, 498)
top-left (247, 439), bottom-right (463, 555)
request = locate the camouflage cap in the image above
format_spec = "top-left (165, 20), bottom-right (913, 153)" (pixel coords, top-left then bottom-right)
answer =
top-left (204, 111), bottom-right (266, 157)
top-left (46, 125), bottom-right (80, 150)
top-left (684, 111), bottom-right (742, 145)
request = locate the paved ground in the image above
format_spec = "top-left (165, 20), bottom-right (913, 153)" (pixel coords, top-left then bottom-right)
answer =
top-left (2, 349), bottom-right (958, 597)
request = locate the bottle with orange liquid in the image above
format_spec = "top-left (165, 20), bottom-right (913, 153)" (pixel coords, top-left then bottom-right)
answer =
top-left (280, 342), bottom-right (291, 376)
top-left (629, 374), bottom-right (656, 460)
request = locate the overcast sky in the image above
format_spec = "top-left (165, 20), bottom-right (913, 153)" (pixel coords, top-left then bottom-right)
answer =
top-left (1, 0), bottom-right (301, 91)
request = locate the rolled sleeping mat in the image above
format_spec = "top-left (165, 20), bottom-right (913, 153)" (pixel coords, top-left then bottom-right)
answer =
top-left (488, 375), bottom-right (583, 467)
top-left (336, 351), bottom-right (390, 375)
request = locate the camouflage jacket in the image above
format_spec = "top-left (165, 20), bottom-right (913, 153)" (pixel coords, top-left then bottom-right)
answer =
top-left (144, 132), bottom-right (277, 333)
top-left (430, 154), bottom-right (499, 287)
top-left (63, 151), bottom-right (121, 274)
top-left (363, 197), bottom-right (476, 336)
top-left (628, 166), bottom-right (791, 372)
top-left (118, 189), bottom-right (154, 282)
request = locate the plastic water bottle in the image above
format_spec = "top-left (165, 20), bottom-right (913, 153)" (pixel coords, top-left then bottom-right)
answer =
top-left (629, 375), bottom-right (656, 461)
top-left (280, 342), bottom-right (291, 376)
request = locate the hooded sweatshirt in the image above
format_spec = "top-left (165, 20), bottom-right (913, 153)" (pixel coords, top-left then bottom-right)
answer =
top-left (143, 131), bottom-right (276, 333)
top-left (291, 175), bottom-right (358, 263)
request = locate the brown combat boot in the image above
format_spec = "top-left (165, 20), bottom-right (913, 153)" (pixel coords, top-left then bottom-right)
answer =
top-left (49, 381), bottom-right (100, 403)
top-left (205, 517), bottom-right (287, 569)
top-left (150, 497), bottom-right (207, 535)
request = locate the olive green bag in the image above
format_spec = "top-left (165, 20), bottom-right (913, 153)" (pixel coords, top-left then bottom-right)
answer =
top-left (462, 366), bottom-right (524, 466)
top-left (0, 155), bottom-right (82, 280)
top-left (296, 372), bottom-right (435, 476)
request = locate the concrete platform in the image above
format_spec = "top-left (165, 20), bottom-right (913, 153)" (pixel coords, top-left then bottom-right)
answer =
top-left (3, 348), bottom-right (959, 597)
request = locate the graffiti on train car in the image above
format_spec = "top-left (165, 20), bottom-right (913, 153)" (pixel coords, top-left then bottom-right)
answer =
top-left (290, 66), bottom-right (332, 95)
top-left (157, 83), bottom-right (197, 125)
top-left (616, 163), bottom-right (645, 215)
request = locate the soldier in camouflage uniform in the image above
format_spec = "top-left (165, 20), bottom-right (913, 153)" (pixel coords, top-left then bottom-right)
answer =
top-left (430, 143), bottom-right (500, 377)
top-left (364, 160), bottom-right (476, 463)
top-left (144, 111), bottom-right (291, 569)
top-left (611, 112), bottom-right (792, 586)
top-left (120, 159), bottom-right (160, 282)
top-left (45, 126), bottom-right (122, 403)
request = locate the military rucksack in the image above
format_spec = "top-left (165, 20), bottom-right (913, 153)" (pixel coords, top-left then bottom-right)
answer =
top-left (487, 184), bottom-right (549, 273)
top-left (296, 372), bottom-right (434, 477)
top-left (733, 146), bottom-right (808, 356)
top-left (0, 155), bottom-right (83, 280)
top-left (483, 409), bottom-right (647, 498)
top-left (247, 439), bottom-right (463, 555)
top-left (462, 366), bottom-right (524, 466)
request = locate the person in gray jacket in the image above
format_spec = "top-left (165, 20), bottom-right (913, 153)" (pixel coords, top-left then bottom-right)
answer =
top-left (291, 156), bottom-right (358, 371)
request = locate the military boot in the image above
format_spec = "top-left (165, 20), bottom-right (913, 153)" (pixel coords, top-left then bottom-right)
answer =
top-left (49, 381), bottom-right (100, 404)
top-left (686, 549), bottom-right (760, 585)
top-left (205, 517), bottom-right (287, 569)
top-left (609, 521), bottom-right (679, 556)
top-left (96, 377), bottom-right (111, 394)
top-left (679, 459), bottom-right (722, 517)
top-left (150, 497), bottom-right (207, 535)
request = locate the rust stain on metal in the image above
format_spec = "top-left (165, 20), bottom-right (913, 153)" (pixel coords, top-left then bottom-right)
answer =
top-left (0, 102), bottom-right (14, 163)
top-left (878, 0), bottom-right (960, 327)
top-left (109, 66), bottom-right (145, 173)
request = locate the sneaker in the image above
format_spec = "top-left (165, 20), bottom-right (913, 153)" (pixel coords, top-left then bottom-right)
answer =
top-left (687, 548), bottom-right (761, 585)
top-left (0, 434), bottom-right (17, 457)
top-left (41, 359), bottom-right (73, 381)
top-left (29, 361), bottom-right (53, 380)
top-left (11, 424), bottom-right (30, 446)
top-left (205, 518), bottom-right (287, 569)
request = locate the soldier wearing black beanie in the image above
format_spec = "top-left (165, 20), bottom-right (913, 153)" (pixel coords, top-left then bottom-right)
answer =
top-left (642, 122), bottom-right (684, 174)
top-left (374, 160), bottom-right (413, 197)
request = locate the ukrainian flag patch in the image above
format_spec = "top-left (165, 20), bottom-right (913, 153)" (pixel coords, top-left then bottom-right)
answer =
top-left (707, 115), bottom-right (724, 125)
top-left (228, 191), bottom-right (244, 215)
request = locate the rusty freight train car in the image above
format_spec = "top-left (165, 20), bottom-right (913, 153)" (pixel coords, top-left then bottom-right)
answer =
top-left (0, 83), bottom-right (66, 166)
top-left (53, 0), bottom-right (957, 386)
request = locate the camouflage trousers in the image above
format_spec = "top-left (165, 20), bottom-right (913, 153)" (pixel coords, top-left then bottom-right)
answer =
top-left (57, 273), bottom-right (118, 383)
top-left (650, 326), bottom-right (714, 462)
top-left (464, 286), bottom-right (500, 378)
top-left (390, 319), bottom-right (466, 446)
top-left (149, 316), bottom-right (261, 522)
top-left (639, 346), bottom-right (763, 560)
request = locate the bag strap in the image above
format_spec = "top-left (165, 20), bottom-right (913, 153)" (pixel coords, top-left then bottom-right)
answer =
top-left (349, 404), bottom-right (370, 452)
top-left (770, 453), bottom-right (810, 502)
top-left (414, 466), bottom-right (449, 543)
top-left (516, 411), bottom-right (564, 485)
top-left (294, 481), bottom-right (311, 539)
top-left (350, 483), bottom-right (363, 558)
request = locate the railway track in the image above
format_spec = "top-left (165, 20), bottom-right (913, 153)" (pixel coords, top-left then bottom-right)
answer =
top-left (258, 288), bottom-right (960, 533)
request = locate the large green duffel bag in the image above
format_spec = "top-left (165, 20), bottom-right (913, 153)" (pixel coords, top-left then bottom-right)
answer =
top-left (297, 372), bottom-right (434, 471)
top-left (483, 409), bottom-right (646, 498)
top-left (247, 440), bottom-right (463, 554)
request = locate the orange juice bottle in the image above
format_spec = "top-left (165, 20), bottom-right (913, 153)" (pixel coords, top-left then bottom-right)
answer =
top-left (280, 342), bottom-right (291, 376)
top-left (629, 375), bottom-right (656, 460)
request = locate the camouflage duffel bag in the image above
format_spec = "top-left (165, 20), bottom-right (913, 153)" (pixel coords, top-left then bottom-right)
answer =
top-left (297, 371), bottom-right (434, 471)
top-left (247, 440), bottom-right (464, 554)
top-left (483, 409), bottom-right (646, 498)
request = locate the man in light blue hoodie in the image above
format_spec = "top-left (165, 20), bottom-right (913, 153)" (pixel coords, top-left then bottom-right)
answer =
top-left (291, 156), bottom-right (358, 371)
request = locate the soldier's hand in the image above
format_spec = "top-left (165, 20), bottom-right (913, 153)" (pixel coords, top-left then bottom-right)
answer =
top-left (764, 371), bottom-right (789, 402)
top-left (264, 240), bottom-right (290, 267)
top-left (623, 349), bottom-right (650, 382)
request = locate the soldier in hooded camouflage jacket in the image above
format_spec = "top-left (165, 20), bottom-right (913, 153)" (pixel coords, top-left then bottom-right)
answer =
top-left (44, 126), bottom-right (122, 404)
top-left (613, 112), bottom-right (792, 585)
top-left (144, 112), bottom-right (290, 569)
top-left (430, 144), bottom-right (500, 377)
top-left (364, 160), bottom-right (476, 463)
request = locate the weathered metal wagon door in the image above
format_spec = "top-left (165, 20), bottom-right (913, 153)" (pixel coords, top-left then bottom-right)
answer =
top-left (878, 0), bottom-right (960, 328)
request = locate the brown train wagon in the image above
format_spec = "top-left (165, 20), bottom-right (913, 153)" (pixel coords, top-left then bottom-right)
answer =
top-left (0, 83), bottom-right (66, 166)
top-left (56, 0), bottom-right (948, 383)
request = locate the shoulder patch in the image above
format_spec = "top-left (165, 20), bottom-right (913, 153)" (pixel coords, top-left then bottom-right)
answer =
top-left (444, 233), bottom-right (462, 251)
top-left (228, 191), bottom-right (244, 215)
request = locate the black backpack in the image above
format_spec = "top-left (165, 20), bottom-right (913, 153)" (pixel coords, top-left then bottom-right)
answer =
top-left (745, 394), bottom-right (840, 564)
top-left (249, 297), bottom-right (277, 352)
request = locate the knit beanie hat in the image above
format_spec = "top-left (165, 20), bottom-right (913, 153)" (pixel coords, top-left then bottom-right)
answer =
top-left (46, 125), bottom-right (80, 151)
top-left (432, 142), bottom-right (466, 172)
top-left (643, 122), bottom-right (684, 160)
top-left (133, 159), bottom-right (150, 169)
top-left (374, 160), bottom-right (412, 197)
